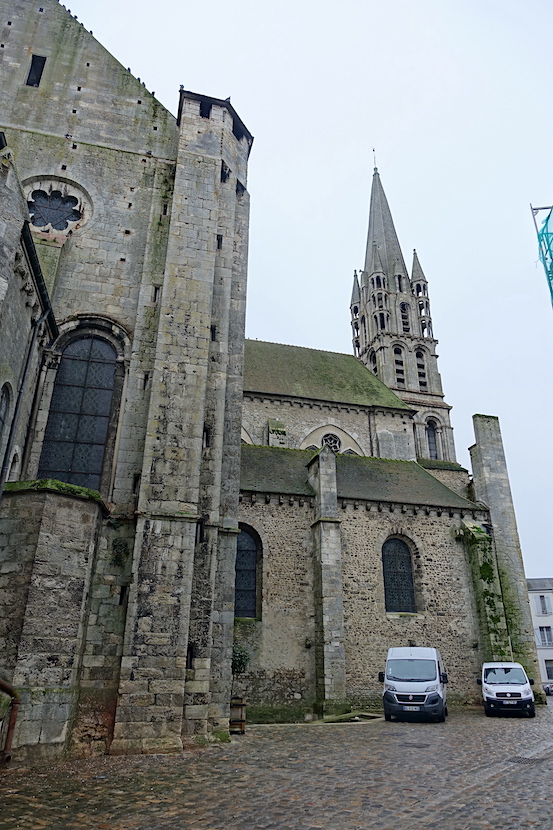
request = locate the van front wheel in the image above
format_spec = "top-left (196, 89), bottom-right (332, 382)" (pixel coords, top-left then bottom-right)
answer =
top-left (384, 712), bottom-right (392, 721)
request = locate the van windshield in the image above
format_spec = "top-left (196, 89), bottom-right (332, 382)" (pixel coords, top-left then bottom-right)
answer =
top-left (484, 667), bottom-right (527, 685)
top-left (386, 659), bottom-right (437, 682)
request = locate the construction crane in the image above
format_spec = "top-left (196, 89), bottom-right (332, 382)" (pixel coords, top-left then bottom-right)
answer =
top-left (531, 203), bottom-right (553, 305)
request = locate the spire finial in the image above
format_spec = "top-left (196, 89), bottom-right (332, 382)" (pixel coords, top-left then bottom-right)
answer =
top-left (372, 147), bottom-right (377, 170)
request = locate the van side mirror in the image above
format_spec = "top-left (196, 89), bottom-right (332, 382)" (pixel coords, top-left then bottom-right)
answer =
top-left (440, 672), bottom-right (448, 684)
top-left (378, 671), bottom-right (385, 683)
top-left (529, 678), bottom-right (534, 686)
top-left (476, 678), bottom-right (482, 685)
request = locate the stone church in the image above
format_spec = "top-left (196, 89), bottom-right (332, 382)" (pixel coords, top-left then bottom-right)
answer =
top-left (0, 0), bottom-right (538, 762)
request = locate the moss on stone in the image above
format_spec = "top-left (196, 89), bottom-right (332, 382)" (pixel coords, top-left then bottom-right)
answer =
top-left (418, 459), bottom-right (468, 471)
top-left (211, 730), bottom-right (232, 743)
top-left (246, 703), bottom-right (314, 723)
top-left (461, 522), bottom-right (510, 661)
top-left (4, 479), bottom-right (104, 504)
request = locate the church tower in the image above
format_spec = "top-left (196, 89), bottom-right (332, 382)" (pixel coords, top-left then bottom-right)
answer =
top-left (351, 169), bottom-right (456, 461)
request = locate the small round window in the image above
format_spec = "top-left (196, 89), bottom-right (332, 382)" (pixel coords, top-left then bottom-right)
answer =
top-left (322, 433), bottom-right (341, 452)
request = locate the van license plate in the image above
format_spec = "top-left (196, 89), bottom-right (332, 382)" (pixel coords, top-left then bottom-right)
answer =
top-left (501, 701), bottom-right (517, 705)
top-left (403, 705), bottom-right (420, 711)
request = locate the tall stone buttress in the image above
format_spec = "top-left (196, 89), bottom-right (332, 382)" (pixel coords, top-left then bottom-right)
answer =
top-left (111, 94), bottom-right (252, 754)
top-left (351, 169), bottom-right (456, 462)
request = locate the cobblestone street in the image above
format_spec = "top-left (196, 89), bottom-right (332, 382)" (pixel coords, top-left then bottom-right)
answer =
top-left (2, 706), bottom-right (553, 830)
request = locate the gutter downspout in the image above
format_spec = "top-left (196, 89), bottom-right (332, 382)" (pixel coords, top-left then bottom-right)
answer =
top-left (0, 676), bottom-right (20, 764)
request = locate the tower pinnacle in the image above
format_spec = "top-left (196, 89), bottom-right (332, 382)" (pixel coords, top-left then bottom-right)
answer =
top-left (364, 168), bottom-right (408, 280)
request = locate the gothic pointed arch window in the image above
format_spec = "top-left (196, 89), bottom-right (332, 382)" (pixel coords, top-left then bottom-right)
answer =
top-left (382, 537), bottom-right (416, 612)
top-left (235, 525), bottom-right (262, 618)
top-left (393, 346), bottom-right (405, 388)
top-left (426, 419), bottom-right (438, 459)
top-left (400, 302), bottom-right (410, 333)
top-left (369, 350), bottom-right (377, 375)
top-left (38, 334), bottom-right (123, 491)
top-left (416, 349), bottom-right (427, 390)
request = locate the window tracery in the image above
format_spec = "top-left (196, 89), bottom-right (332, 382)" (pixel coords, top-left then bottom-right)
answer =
top-left (382, 538), bottom-right (416, 613)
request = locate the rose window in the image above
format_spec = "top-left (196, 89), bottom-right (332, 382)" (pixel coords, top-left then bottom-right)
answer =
top-left (28, 189), bottom-right (82, 232)
top-left (321, 433), bottom-right (341, 452)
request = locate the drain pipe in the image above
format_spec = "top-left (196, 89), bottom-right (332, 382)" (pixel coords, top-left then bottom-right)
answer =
top-left (0, 677), bottom-right (20, 764)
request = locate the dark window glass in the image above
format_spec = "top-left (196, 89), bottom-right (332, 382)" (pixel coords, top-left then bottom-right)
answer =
top-left (235, 529), bottom-right (258, 618)
top-left (0, 384), bottom-right (10, 447)
top-left (382, 538), bottom-right (416, 613)
top-left (26, 55), bottom-right (47, 87)
top-left (426, 420), bottom-right (438, 459)
top-left (38, 336), bottom-right (117, 490)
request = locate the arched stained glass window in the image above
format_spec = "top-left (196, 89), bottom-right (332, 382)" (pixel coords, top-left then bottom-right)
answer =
top-left (38, 336), bottom-right (117, 490)
top-left (235, 528), bottom-right (260, 618)
top-left (382, 538), bottom-right (416, 613)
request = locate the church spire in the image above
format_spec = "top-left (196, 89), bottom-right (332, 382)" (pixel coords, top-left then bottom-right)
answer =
top-left (353, 169), bottom-right (457, 463)
top-left (364, 168), bottom-right (408, 280)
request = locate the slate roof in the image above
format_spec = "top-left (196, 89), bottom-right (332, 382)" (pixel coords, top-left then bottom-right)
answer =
top-left (240, 445), bottom-right (478, 509)
top-left (240, 446), bottom-right (316, 496)
top-left (244, 340), bottom-right (411, 411)
top-left (335, 454), bottom-right (477, 508)
top-left (527, 578), bottom-right (553, 591)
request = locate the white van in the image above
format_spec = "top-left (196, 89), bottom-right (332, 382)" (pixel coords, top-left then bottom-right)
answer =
top-left (477, 662), bottom-right (535, 717)
top-left (378, 646), bottom-right (448, 722)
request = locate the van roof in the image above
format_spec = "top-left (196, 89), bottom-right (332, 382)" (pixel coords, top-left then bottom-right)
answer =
top-left (482, 662), bottom-right (524, 669)
top-left (387, 647), bottom-right (438, 659)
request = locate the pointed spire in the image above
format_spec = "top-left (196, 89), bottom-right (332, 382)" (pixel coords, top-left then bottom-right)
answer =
top-left (364, 168), bottom-right (408, 279)
top-left (367, 241), bottom-right (385, 276)
top-left (411, 249), bottom-right (426, 282)
top-left (350, 270), bottom-right (360, 305)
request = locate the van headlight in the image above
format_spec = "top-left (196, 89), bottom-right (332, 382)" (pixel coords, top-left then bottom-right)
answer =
top-left (483, 686), bottom-right (495, 697)
top-left (425, 684), bottom-right (439, 692)
top-left (384, 683), bottom-right (397, 692)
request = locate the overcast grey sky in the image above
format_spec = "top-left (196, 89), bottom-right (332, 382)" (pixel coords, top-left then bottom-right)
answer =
top-left (68, 0), bottom-right (553, 578)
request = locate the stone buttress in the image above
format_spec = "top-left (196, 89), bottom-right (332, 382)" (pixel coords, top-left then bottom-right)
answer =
top-left (110, 94), bottom-right (252, 754)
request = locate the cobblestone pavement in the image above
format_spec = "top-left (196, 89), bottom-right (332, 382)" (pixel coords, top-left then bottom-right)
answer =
top-left (2, 706), bottom-right (553, 830)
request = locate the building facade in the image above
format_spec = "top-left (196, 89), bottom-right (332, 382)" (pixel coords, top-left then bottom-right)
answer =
top-left (0, 0), bottom-right (539, 763)
top-left (527, 579), bottom-right (553, 688)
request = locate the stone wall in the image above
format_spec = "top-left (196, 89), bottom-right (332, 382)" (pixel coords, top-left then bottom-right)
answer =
top-left (236, 499), bottom-right (317, 711)
top-left (243, 396), bottom-right (416, 460)
top-left (0, 486), bottom-right (104, 762)
top-left (237, 491), bottom-right (485, 715)
top-left (340, 505), bottom-right (482, 704)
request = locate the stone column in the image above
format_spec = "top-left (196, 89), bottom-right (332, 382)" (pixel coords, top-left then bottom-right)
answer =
top-left (307, 446), bottom-right (346, 710)
top-left (470, 414), bottom-right (539, 676)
